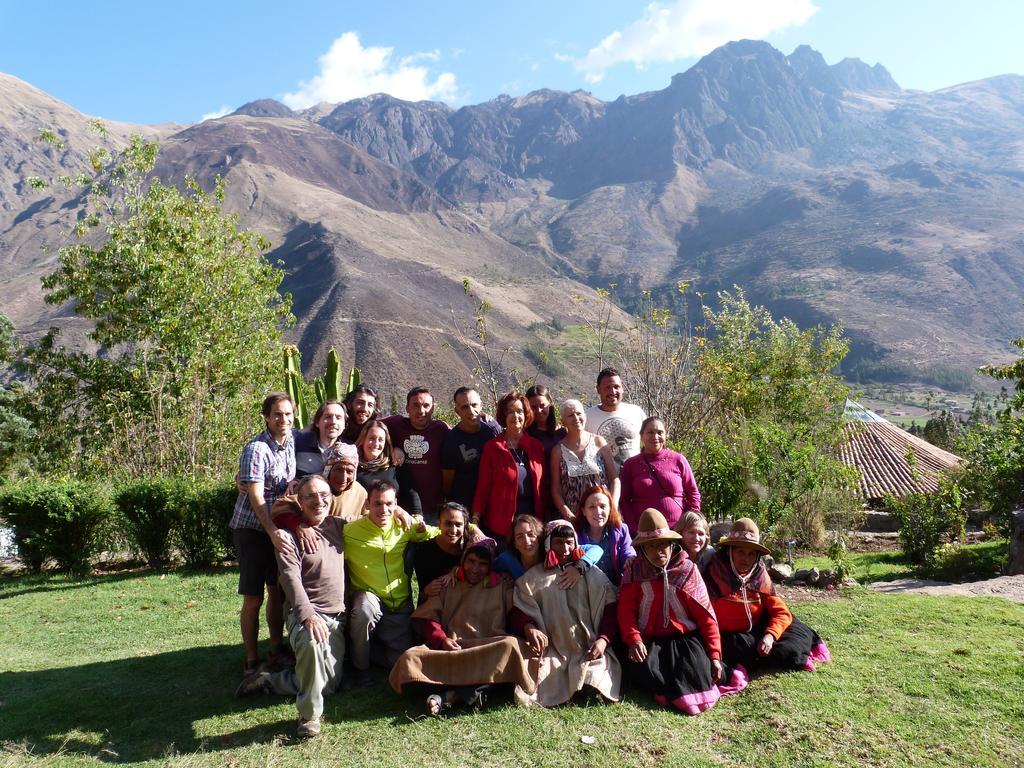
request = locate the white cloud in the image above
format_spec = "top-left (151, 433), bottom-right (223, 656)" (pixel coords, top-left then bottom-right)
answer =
top-left (282, 32), bottom-right (460, 108)
top-left (200, 105), bottom-right (232, 122)
top-left (571, 0), bottom-right (819, 83)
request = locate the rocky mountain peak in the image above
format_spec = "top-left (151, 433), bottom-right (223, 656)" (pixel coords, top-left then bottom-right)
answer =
top-left (832, 57), bottom-right (900, 93)
top-left (232, 99), bottom-right (293, 118)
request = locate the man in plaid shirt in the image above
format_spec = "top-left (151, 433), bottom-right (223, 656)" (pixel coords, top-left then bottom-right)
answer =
top-left (230, 392), bottom-right (297, 674)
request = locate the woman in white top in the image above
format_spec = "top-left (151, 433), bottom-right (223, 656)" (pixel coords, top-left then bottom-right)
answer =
top-left (550, 399), bottom-right (620, 520)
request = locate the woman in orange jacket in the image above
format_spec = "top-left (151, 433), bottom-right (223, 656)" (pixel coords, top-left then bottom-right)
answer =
top-left (705, 518), bottom-right (831, 680)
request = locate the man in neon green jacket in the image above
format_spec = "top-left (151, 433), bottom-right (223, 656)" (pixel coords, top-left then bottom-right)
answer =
top-left (344, 479), bottom-right (437, 686)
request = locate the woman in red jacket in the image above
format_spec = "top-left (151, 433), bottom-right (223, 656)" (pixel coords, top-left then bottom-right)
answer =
top-left (471, 391), bottom-right (546, 540)
top-left (618, 508), bottom-right (740, 715)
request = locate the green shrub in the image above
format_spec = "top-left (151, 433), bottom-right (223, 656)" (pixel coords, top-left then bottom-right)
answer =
top-left (114, 478), bottom-right (188, 566)
top-left (887, 481), bottom-right (967, 571)
top-left (0, 478), bottom-right (114, 574)
top-left (175, 481), bottom-right (238, 567)
top-left (928, 540), bottom-right (1006, 581)
top-left (682, 432), bottom-right (748, 522)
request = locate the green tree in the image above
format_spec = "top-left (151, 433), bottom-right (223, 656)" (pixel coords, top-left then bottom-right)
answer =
top-left (16, 133), bottom-right (292, 480)
top-left (0, 313), bottom-right (37, 480)
top-left (959, 339), bottom-right (1024, 530)
top-left (693, 289), bottom-right (858, 543)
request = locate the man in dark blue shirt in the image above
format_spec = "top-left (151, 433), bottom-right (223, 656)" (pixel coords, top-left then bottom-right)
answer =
top-left (441, 387), bottom-right (500, 508)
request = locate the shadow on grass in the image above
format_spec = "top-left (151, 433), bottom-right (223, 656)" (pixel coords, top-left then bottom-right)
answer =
top-left (0, 643), bottom-right (413, 762)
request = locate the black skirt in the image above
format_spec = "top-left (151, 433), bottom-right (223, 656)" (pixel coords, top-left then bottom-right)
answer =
top-left (721, 616), bottom-right (826, 673)
top-left (626, 633), bottom-right (720, 714)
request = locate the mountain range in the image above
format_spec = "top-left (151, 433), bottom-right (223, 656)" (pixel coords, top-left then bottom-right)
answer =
top-left (2, 39), bottom-right (1023, 397)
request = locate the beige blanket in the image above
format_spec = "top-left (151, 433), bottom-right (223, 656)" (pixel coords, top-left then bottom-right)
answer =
top-left (512, 564), bottom-right (621, 707)
top-left (390, 576), bottom-right (533, 693)
top-left (389, 636), bottom-right (534, 693)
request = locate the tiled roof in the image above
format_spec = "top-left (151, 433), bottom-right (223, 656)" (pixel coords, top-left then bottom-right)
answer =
top-left (839, 412), bottom-right (961, 500)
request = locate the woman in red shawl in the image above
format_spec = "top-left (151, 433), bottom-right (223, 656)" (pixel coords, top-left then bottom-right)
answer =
top-left (618, 508), bottom-right (745, 715)
top-left (705, 518), bottom-right (831, 679)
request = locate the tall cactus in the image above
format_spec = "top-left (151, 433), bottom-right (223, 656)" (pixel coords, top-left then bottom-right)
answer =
top-left (324, 348), bottom-right (342, 402)
top-left (283, 345), bottom-right (309, 428)
top-left (347, 366), bottom-right (361, 395)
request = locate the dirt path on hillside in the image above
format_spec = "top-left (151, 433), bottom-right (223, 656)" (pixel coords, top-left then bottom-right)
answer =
top-left (869, 575), bottom-right (1024, 603)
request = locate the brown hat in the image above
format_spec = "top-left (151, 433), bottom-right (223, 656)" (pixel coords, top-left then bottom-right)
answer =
top-left (717, 517), bottom-right (770, 555)
top-left (633, 508), bottom-right (683, 549)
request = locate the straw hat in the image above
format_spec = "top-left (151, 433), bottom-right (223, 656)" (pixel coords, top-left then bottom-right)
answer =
top-left (632, 508), bottom-right (683, 548)
top-left (716, 517), bottom-right (771, 555)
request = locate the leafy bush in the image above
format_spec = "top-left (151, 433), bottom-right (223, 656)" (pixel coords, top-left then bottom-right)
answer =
top-left (887, 481), bottom-right (968, 571)
top-left (175, 481), bottom-right (238, 567)
top-left (958, 414), bottom-right (1024, 536)
top-left (114, 478), bottom-right (189, 566)
top-left (928, 540), bottom-right (1006, 581)
top-left (0, 478), bottom-right (114, 574)
top-left (683, 432), bottom-right (748, 522)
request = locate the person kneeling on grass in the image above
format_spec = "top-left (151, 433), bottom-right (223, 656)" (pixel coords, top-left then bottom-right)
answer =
top-left (236, 475), bottom-right (346, 739)
top-left (389, 538), bottom-right (535, 715)
top-left (705, 518), bottom-right (832, 683)
top-left (511, 520), bottom-right (621, 707)
top-left (344, 479), bottom-right (438, 687)
top-left (619, 508), bottom-right (745, 715)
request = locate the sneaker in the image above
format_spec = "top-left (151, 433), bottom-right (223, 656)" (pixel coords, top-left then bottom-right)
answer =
top-left (235, 671), bottom-right (272, 697)
top-left (297, 717), bottom-right (321, 739)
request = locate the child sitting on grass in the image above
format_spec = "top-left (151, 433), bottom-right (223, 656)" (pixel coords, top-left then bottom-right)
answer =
top-left (704, 518), bottom-right (831, 682)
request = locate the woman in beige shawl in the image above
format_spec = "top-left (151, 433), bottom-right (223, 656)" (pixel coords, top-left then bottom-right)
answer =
top-left (512, 520), bottom-right (621, 707)
top-left (389, 539), bottom-right (533, 715)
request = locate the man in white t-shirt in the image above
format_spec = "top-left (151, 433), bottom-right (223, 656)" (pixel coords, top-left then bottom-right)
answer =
top-left (584, 367), bottom-right (647, 472)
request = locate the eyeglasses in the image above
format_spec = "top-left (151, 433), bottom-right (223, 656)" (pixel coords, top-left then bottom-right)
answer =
top-left (299, 492), bottom-right (332, 502)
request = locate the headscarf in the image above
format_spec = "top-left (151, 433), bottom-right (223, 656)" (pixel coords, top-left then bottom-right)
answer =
top-left (542, 519), bottom-right (585, 569)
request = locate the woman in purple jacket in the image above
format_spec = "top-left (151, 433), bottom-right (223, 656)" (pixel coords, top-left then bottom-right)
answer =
top-left (574, 485), bottom-right (635, 586)
top-left (618, 417), bottom-right (701, 535)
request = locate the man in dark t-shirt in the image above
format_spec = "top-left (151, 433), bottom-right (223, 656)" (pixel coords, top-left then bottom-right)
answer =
top-left (441, 387), bottom-right (500, 508)
top-left (383, 387), bottom-right (450, 523)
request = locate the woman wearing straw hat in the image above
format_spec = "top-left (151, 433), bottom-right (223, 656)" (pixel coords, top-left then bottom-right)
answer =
top-left (705, 518), bottom-right (832, 679)
top-left (618, 508), bottom-right (744, 715)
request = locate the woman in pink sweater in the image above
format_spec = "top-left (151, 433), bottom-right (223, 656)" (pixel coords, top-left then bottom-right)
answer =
top-left (618, 417), bottom-right (700, 535)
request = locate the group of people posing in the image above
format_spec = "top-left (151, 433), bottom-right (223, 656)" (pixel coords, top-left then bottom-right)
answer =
top-left (229, 369), bottom-right (830, 738)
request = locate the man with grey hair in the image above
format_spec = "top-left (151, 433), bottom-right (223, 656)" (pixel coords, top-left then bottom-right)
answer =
top-left (236, 474), bottom-right (347, 739)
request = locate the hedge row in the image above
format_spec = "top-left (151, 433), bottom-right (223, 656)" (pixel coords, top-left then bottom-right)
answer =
top-left (0, 477), bottom-right (237, 574)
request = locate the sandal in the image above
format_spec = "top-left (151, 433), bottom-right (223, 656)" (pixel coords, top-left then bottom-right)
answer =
top-left (243, 658), bottom-right (262, 676)
top-left (426, 693), bottom-right (452, 717)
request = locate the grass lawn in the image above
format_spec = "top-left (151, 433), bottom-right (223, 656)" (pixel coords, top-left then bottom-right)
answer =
top-left (1, 568), bottom-right (1023, 767)
top-left (795, 539), bottom-right (1008, 585)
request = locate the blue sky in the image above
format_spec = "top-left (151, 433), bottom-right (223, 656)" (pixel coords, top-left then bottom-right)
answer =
top-left (1, 1), bottom-right (1021, 125)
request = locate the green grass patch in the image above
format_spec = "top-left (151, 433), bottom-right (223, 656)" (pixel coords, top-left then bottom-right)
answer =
top-left (887, 416), bottom-right (927, 427)
top-left (796, 549), bottom-right (915, 584)
top-left (1, 570), bottom-right (1022, 767)
top-left (795, 539), bottom-right (1007, 585)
